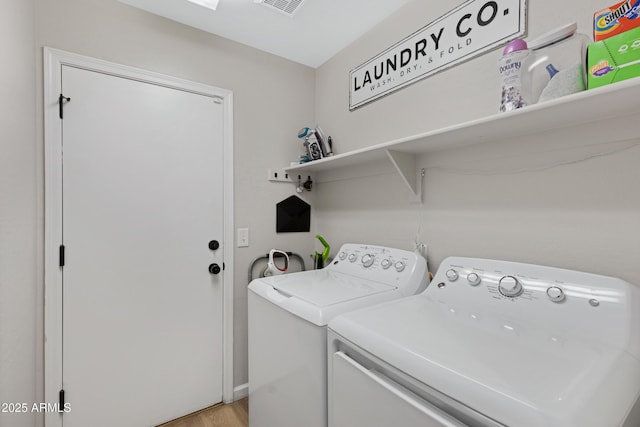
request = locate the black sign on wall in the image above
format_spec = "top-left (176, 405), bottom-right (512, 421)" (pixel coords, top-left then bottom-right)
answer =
top-left (276, 196), bottom-right (311, 233)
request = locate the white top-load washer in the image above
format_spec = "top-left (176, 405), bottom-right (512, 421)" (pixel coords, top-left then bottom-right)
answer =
top-left (328, 257), bottom-right (640, 427)
top-left (248, 243), bottom-right (429, 427)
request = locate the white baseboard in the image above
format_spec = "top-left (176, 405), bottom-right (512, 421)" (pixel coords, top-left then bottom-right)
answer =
top-left (233, 383), bottom-right (248, 401)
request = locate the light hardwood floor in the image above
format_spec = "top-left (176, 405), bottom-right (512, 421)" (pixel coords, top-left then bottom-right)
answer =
top-left (157, 398), bottom-right (248, 427)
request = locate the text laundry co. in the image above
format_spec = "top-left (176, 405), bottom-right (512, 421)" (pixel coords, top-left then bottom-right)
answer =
top-left (349, 0), bottom-right (527, 109)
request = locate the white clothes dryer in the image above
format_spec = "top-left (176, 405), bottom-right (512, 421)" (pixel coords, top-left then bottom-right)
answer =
top-left (328, 257), bottom-right (640, 427)
top-left (248, 243), bottom-right (429, 427)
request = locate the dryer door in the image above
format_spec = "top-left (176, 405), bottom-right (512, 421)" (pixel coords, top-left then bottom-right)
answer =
top-left (330, 351), bottom-right (465, 427)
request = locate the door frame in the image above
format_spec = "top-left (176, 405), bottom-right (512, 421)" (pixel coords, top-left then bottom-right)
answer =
top-left (43, 47), bottom-right (235, 427)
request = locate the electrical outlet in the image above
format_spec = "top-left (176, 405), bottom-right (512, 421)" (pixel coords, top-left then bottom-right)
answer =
top-left (237, 228), bottom-right (249, 247)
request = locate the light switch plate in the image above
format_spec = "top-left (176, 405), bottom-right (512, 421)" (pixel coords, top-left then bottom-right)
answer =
top-left (237, 228), bottom-right (249, 247)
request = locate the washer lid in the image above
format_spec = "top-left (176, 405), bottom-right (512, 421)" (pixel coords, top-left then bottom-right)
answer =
top-left (329, 294), bottom-right (640, 427)
top-left (249, 269), bottom-right (397, 326)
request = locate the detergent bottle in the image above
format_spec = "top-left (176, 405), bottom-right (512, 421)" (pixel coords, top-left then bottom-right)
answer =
top-left (498, 39), bottom-right (534, 112)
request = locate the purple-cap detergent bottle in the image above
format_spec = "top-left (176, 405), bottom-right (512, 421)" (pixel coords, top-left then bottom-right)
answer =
top-left (498, 39), bottom-right (533, 112)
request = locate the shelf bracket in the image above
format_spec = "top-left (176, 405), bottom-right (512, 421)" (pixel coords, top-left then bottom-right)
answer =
top-left (386, 149), bottom-right (422, 203)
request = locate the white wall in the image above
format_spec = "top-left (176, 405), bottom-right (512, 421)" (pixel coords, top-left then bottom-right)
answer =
top-left (314, 0), bottom-right (640, 285)
top-left (0, 1), bottom-right (38, 426)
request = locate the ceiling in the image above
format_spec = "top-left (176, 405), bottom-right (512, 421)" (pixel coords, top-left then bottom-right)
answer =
top-left (117, 0), bottom-right (412, 68)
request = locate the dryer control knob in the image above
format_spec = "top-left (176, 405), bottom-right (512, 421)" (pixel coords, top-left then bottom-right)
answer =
top-left (361, 254), bottom-right (375, 267)
top-left (381, 259), bottom-right (392, 269)
top-left (338, 251), bottom-right (347, 260)
top-left (499, 276), bottom-right (523, 297)
top-left (394, 261), bottom-right (406, 272)
top-left (467, 272), bottom-right (481, 286)
top-left (546, 286), bottom-right (566, 303)
top-left (445, 269), bottom-right (459, 282)
top-left (348, 254), bottom-right (357, 263)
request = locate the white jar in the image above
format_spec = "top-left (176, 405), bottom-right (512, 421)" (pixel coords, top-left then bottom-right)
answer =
top-left (526, 23), bottom-right (590, 103)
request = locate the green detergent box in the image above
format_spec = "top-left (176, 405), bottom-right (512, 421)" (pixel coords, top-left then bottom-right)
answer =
top-left (587, 25), bottom-right (640, 88)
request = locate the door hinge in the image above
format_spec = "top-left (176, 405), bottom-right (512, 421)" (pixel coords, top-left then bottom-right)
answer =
top-left (58, 389), bottom-right (65, 412)
top-left (59, 94), bottom-right (71, 119)
top-left (59, 245), bottom-right (65, 267)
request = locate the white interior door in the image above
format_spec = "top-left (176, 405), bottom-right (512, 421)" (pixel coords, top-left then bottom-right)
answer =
top-left (60, 64), bottom-right (225, 427)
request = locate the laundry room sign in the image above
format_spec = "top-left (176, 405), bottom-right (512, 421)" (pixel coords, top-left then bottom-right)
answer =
top-left (349, 0), bottom-right (527, 110)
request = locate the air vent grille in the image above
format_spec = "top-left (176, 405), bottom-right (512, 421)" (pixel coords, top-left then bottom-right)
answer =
top-left (260, 0), bottom-right (306, 16)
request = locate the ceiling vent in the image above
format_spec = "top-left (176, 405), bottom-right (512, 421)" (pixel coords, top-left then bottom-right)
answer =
top-left (255, 0), bottom-right (307, 17)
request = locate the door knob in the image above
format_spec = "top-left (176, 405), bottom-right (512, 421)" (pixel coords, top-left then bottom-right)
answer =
top-left (209, 263), bottom-right (221, 275)
top-left (209, 240), bottom-right (220, 250)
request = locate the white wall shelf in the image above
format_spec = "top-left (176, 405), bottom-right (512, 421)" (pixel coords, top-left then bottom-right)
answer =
top-left (284, 78), bottom-right (640, 200)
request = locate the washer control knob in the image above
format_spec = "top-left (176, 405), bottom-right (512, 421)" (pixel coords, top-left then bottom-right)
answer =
top-left (348, 254), bottom-right (357, 263)
top-left (361, 254), bottom-right (375, 267)
top-left (381, 259), bottom-right (392, 270)
top-left (445, 269), bottom-right (459, 282)
top-left (546, 286), bottom-right (566, 303)
top-left (394, 261), bottom-right (406, 272)
top-left (499, 276), bottom-right (523, 297)
top-left (338, 251), bottom-right (347, 260)
top-left (467, 272), bottom-right (481, 286)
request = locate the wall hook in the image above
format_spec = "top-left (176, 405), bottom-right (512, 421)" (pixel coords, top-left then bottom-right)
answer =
top-left (297, 176), bottom-right (312, 192)
top-left (58, 94), bottom-right (71, 119)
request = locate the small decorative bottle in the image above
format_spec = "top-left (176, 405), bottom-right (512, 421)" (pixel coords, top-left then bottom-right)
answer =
top-left (499, 39), bottom-right (532, 112)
